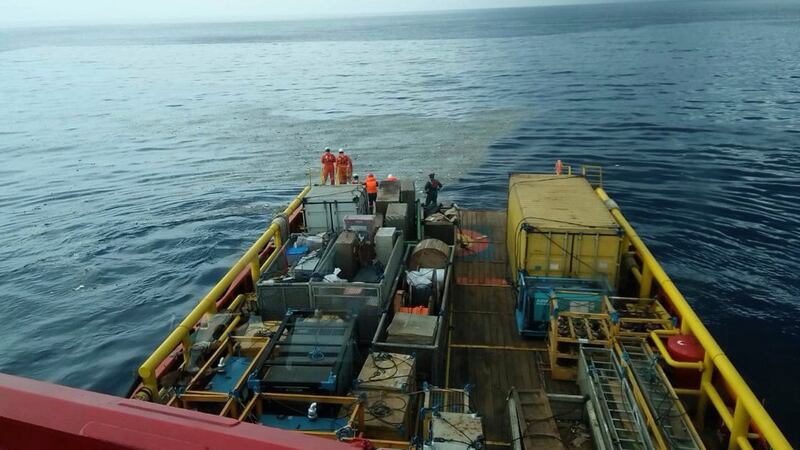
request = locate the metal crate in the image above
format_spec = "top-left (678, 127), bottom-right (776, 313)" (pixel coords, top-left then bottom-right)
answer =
top-left (606, 297), bottom-right (674, 337)
top-left (578, 347), bottom-right (655, 450)
top-left (257, 232), bottom-right (404, 348)
top-left (256, 234), bottom-right (337, 320)
top-left (372, 246), bottom-right (454, 384)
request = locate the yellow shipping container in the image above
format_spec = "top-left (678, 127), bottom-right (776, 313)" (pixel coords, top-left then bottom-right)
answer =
top-left (506, 174), bottom-right (622, 286)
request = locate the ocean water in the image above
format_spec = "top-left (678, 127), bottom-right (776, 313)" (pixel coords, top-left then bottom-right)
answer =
top-left (1, 0), bottom-right (799, 442)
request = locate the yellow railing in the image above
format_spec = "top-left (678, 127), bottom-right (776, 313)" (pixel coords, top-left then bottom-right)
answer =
top-left (581, 164), bottom-right (603, 188)
top-left (554, 162), bottom-right (603, 188)
top-left (595, 188), bottom-right (791, 450)
top-left (136, 185), bottom-right (311, 399)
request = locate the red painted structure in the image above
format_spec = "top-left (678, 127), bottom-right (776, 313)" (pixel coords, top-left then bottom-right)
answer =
top-left (0, 373), bottom-right (352, 450)
top-left (667, 334), bottom-right (705, 387)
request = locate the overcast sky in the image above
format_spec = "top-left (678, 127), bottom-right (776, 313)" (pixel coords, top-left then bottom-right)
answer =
top-left (3, 0), bottom-right (618, 27)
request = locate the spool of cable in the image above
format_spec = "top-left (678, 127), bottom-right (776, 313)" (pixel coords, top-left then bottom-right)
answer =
top-left (409, 238), bottom-right (449, 270)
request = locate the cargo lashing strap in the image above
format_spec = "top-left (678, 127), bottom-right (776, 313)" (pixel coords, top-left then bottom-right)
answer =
top-left (271, 213), bottom-right (289, 243)
top-left (603, 198), bottom-right (619, 211)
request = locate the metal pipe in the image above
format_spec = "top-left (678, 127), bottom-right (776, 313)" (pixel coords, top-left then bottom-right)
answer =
top-left (696, 352), bottom-right (715, 427)
top-left (226, 293), bottom-right (247, 312)
top-left (445, 296), bottom-right (454, 388)
top-left (639, 263), bottom-right (653, 298)
top-left (249, 257), bottom-right (260, 287)
top-left (518, 227), bottom-right (528, 276)
top-left (737, 436), bottom-right (755, 450)
top-left (137, 186), bottom-right (311, 399)
top-left (649, 331), bottom-right (704, 370)
top-left (673, 388), bottom-right (702, 396)
top-left (220, 315), bottom-right (242, 340)
top-left (653, 328), bottom-right (680, 336)
top-left (262, 392), bottom-right (357, 404)
top-left (730, 401), bottom-right (751, 450)
top-left (260, 232), bottom-right (282, 273)
top-left (596, 187), bottom-right (790, 450)
top-left (630, 265), bottom-right (642, 283)
top-left (703, 380), bottom-right (734, 429)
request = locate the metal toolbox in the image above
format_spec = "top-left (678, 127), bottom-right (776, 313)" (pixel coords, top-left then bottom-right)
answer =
top-left (375, 227), bottom-right (399, 265)
top-left (384, 203), bottom-right (408, 240)
top-left (333, 230), bottom-right (359, 280)
top-left (375, 180), bottom-right (400, 216)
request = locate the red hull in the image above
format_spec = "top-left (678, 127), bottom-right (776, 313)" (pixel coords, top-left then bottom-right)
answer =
top-left (0, 373), bottom-right (350, 450)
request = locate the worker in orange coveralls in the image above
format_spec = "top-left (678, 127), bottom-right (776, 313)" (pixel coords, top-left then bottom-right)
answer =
top-left (365, 173), bottom-right (379, 212)
top-left (320, 147), bottom-right (336, 185)
top-left (336, 149), bottom-right (353, 184)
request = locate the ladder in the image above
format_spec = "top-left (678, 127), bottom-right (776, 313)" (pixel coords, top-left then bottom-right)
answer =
top-left (618, 339), bottom-right (705, 450)
top-left (578, 347), bottom-right (655, 450)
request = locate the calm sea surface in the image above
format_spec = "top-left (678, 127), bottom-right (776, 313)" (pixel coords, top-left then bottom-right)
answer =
top-left (1, 0), bottom-right (798, 442)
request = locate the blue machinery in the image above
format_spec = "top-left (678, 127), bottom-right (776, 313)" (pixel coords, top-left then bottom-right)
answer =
top-left (516, 273), bottom-right (612, 337)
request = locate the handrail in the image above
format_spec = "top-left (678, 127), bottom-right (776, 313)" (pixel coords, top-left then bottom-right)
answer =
top-left (649, 331), bottom-right (704, 370)
top-left (595, 187), bottom-right (791, 450)
top-left (581, 164), bottom-right (604, 188)
top-left (136, 185), bottom-right (311, 399)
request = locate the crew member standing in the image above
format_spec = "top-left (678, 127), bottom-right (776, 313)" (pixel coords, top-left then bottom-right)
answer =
top-left (336, 149), bottom-right (353, 185)
top-left (320, 147), bottom-right (336, 185)
top-left (365, 173), bottom-right (379, 212)
top-left (424, 173), bottom-right (443, 207)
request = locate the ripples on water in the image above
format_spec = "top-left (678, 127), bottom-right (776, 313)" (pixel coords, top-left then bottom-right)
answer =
top-left (0, 0), bottom-right (798, 442)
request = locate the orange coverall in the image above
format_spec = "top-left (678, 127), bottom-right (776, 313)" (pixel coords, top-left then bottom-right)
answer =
top-left (321, 152), bottom-right (336, 185)
top-left (336, 153), bottom-right (352, 184)
top-left (365, 174), bottom-right (378, 211)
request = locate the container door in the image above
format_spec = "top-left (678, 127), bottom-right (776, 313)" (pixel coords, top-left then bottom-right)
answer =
top-left (523, 231), bottom-right (572, 277)
top-left (570, 232), bottom-right (621, 287)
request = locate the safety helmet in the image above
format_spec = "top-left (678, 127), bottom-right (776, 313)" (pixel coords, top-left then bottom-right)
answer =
top-left (325, 147), bottom-right (331, 151)
top-left (338, 148), bottom-right (344, 153)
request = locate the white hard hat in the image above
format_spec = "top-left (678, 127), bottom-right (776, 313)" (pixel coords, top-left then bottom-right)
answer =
top-left (387, 174), bottom-right (393, 178)
top-left (338, 148), bottom-right (344, 153)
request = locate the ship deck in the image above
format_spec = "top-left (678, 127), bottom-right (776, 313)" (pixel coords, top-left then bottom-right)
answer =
top-left (447, 210), bottom-right (578, 449)
top-left (119, 179), bottom-right (792, 450)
